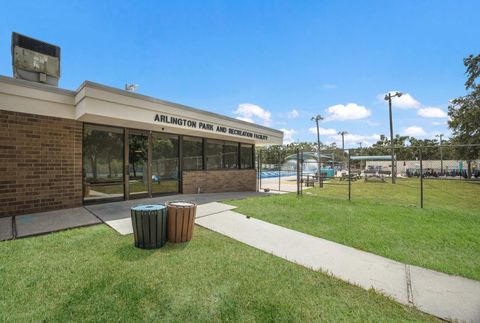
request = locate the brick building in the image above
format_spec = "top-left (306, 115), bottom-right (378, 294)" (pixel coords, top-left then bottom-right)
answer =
top-left (0, 35), bottom-right (282, 217)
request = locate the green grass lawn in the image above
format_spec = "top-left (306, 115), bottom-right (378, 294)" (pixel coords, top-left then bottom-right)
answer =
top-left (0, 225), bottom-right (434, 322)
top-left (228, 178), bottom-right (480, 281)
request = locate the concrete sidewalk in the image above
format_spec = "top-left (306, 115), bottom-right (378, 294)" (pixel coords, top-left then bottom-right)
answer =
top-left (0, 192), bottom-right (269, 240)
top-left (103, 202), bottom-right (237, 235)
top-left (196, 208), bottom-right (480, 322)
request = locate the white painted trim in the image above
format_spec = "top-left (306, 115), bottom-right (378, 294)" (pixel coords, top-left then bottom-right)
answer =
top-left (0, 75), bottom-right (283, 144)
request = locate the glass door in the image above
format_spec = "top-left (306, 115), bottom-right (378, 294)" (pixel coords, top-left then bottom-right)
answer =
top-left (128, 131), bottom-right (149, 198)
top-left (151, 133), bottom-right (179, 194)
top-left (83, 124), bottom-right (124, 203)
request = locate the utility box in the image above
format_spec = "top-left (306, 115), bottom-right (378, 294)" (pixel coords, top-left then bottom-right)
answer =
top-left (11, 32), bottom-right (61, 86)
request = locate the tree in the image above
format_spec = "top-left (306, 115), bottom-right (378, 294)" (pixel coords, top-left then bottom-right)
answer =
top-left (448, 54), bottom-right (480, 177)
top-left (129, 134), bottom-right (147, 178)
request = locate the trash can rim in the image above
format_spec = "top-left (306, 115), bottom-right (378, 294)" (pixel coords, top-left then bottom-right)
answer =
top-left (166, 201), bottom-right (197, 207)
top-left (131, 204), bottom-right (166, 211)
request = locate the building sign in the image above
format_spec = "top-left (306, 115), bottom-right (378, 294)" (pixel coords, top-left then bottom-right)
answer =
top-left (154, 114), bottom-right (268, 140)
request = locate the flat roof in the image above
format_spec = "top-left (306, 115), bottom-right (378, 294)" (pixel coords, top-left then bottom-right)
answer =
top-left (0, 75), bottom-right (282, 135)
top-left (0, 75), bottom-right (283, 144)
top-left (76, 80), bottom-right (283, 135)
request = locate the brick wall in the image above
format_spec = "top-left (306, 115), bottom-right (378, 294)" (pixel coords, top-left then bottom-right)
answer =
top-left (182, 169), bottom-right (256, 194)
top-left (0, 110), bottom-right (83, 217)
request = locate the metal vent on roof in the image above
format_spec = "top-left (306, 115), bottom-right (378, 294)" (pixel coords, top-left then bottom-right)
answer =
top-left (11, 32), bottom-right (61, 86)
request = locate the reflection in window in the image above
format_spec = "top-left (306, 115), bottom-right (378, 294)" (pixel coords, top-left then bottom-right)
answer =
top-left (223, 141), bottom-right (238, 169)
top-left (240, 144), bottom-right (254, 169)
top-left (206, 139), bottom-right (223, 169)
top-left (83, 124), bottom-right (124, 202)
top-left (128, 132), bottom-right (148, 196)
top-left (152, 133), bottom-right (179, 194)
top-left (183, 136), bottom-right (203, 170)
top-left (206, 139), bottom-right (240, 170)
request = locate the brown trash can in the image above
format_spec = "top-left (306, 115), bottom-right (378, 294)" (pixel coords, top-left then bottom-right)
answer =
top-left (167, 202), bottom-right (197, 243)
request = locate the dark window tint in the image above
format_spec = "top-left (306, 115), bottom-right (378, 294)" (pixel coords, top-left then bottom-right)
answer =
top-left (223, 141), bottom-right (239, 169)
top-left (83, 124), bottom-right (124, 202)
top-left (152, 133), bottom-right (179, 194)
top-left (206, 139), bottom-right (224, 169)
top-left (183, 136), bottom-right (203, 170)
top-left (240, 144), bottom-right (254, 169)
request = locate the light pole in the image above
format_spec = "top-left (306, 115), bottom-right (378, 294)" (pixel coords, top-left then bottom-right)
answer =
top-left (384, 91), bottom-right (403, 184)
top-left (311, 115), bottom-right (323, 185)
top-left (436, 133), bottom-right (444, 175)
top-left (338, 131), bottom-right (348, 151)
top-left (338, 131), bottom-right (348, 171)
top-left (357, 142), bottom-right (363, 170)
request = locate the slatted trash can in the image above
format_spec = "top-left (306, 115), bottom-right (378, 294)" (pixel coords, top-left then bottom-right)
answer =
top-left (166, 202), bottom-right (197, 243)
top-left (131, 204), bottom-right (167, 249)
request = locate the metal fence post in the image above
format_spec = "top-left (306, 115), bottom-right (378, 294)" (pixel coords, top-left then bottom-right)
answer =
top-left (278, 149), bottom-right (281, 191)
top-left (348, 149), bottom-right (351, 201)
top-left (259, 150), bottom-right (262, 190)
top-left (296, 148), bottom-right (300, 196)
top-left (300, 150), bottom-right (304, 196)
top-left (419, 147), bottom-right (424, 208)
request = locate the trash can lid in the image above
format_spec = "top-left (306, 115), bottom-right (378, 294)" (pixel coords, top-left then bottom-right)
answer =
top-left (169, 202), bottom-right (195, 207)
top-left (131, 204), bottom-right (166, 211)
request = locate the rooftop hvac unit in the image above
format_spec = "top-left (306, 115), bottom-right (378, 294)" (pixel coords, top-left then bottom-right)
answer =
top-left (11, 32), bottom-right (61, 86)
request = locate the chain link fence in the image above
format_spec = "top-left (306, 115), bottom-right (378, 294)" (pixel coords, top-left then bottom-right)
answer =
top-left (257, 144), bottom-right (480, 208)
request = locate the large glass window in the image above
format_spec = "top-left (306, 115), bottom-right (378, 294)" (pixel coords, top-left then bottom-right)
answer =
top-left (206, 139), bottom-right (240, 169)
top-left (206, 139), bottom-right (224, 169)
top-left (128, 131), bottom-right (149, 197)
top-left (223, 141), bottom-right (239, 169)
top-left (240, 144), bottom-right (254, 169)
top-left (183, 136), bottom-right (203, 170)
top-left (152, 133), bottom-right (179, 194)
top-left (83, 124), bottom-right (124, 202)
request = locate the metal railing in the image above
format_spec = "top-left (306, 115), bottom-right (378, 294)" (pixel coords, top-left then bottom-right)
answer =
top-left (256, 144), bottom-right (480, 209)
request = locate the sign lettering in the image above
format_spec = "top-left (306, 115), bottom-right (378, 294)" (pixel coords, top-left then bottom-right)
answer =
top-left (153, 114), bottom-right (268, 141)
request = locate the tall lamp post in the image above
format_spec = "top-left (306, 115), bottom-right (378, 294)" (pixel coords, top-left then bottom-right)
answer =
top-left (338, 131), bottom-right (348, 171)
top-left (384, 91), bottom-right (403, 184)
top-left (338, 131), bottom-right (348, 151)
top-left (436, 133), bottom-right (444, 174)
top-left (311, 115), bottom-right (323, 185)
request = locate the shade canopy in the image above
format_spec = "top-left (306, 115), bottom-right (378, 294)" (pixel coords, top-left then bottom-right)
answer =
top-left (350, 155), bottom-right (393, 161)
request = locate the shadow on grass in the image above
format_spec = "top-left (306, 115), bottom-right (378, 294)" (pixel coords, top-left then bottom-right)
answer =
top-left (115, 240), bottom-right (191, 261)
top-left (115, 243), bottom-right (157, 261)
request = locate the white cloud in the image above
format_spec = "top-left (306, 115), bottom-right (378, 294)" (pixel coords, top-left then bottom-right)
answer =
top-left (308, 127), bottom-right (338, 136)
top-left (402, 126), bottom-right (427, 137)
top-left (377, 92), bottom-right (421, 109)
top-left (236, 116), bottom-right (253, 123)
top-left (307, 129), bottom-right (381, 148)
top-left (341, 133), bottom-right (381, 147)
top-left (287, 109), bottom-right (299, 119)
top-left (417, 107), bottom-right (448, 118)
top-left (280, 128), bottom-right (296, 144)
top-left (324, 103), bottom-right (371, 121)
top-left (234, 103), bottom-right (272, 126)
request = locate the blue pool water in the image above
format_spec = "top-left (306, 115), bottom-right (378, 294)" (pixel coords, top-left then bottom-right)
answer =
top-left (260, 169), bottom-right (334, 179)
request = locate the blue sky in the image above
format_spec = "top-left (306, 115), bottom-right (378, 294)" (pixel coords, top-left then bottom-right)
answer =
top-left (0, 0), bottom-right (477, 147)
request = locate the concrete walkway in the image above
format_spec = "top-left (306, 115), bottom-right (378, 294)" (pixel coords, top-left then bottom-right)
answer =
top-left (0, 192), bottom-right (269, 240)
top-left (196, 208), bottom-right (480, 323)
top-left (0, 217), bottom-right (13, 241)
top-left (104, 202), bottom-right (237, 235)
